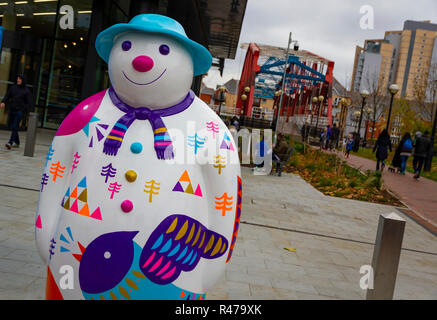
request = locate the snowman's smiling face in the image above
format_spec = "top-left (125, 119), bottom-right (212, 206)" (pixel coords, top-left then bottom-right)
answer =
top-left (109, 32), bottom-right (194, 109)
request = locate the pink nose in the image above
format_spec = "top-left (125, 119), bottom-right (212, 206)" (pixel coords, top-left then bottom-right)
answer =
top-left (132, 55), bottom-right (154, 72)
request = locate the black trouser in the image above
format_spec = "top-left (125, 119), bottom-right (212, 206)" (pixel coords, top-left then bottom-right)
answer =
top-left (9, 111), bottom-right (23, 145)
top-left (376, 158), bottom-right (386, 171)
top-left (413, 156), bottom-right (425, 175)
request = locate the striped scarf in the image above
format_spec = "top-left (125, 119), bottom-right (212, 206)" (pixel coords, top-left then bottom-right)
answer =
top-left (105, 87), bottom-right (194, 160)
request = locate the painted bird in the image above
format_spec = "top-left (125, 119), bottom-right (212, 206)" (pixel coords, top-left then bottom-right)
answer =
top-left (73, 214), bottom-right (228, 300)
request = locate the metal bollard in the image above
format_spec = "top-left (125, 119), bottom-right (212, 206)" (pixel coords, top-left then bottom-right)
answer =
top-left (366, 212), bottom-right (406, 300)
top-left (24, 112), bottom-right (38, 157)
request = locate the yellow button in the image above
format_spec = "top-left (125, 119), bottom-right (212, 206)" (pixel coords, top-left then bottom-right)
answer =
top-left (125, 170), bottom-right (137, 182)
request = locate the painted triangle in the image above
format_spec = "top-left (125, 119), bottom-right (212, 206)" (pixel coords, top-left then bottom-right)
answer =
top-left (172, 181), bottom-right (184, 192)
top-left (60, 246), bottom-right (70, 252)
top-left (180, 291), bottom-right (186, 298)
top-left (70, 187), bottom-right (78, 199)
top-left (78, 242), bottom-right (86, 254)
top-left (229, 143), bottom-right (235, 151)
top-left (89, 136), bottom-right (93, 148)
top-left (185, 183), bottom-right (194, 194)
top-left (64, 187), bottom-right (70, 198)
top-left (98, 123), bottom-right (109, 130)
top-left (63, 198), bottom-right (71, 210)
top-left (96, 128), bottom-right (104, 141)
top-left (194, 185), bottom-right (203, 197)
top-left (35, 215), bottom-right (42, 229)
top-left (90, 207), bottom-right (102, 220)
top-left (90, 116), bottom-right (100, 123)
top-left (70, 199), bottom-right (79, 213)
top-left (220, 140), bottom-right (228, 149)
top-left (224, 132), bottom-right (230, 141)
top-left (79, 203), bottom-right (90, 217)
top-left (59, 234), bottom-right (69, 243)
top-left (46, 267), bottom-right (64, 300)
top-left (72, 253), bottom-right (82, 262)
top-left (78, 177), bottom-right (87, 188)
top-left (78, 189), bottom-right (87, 202)
top-left (83, 124), bottom-right (90, 137)
top-left (179, 170), bottom-right (191, 182)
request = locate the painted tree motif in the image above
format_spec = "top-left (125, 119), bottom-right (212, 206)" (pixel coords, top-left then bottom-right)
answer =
top-left (187, 133), bottom-right (206, 155)
top-left (101, 163), bottom-right (117, 183)
top-left (206, 121), bottom-right (219, 138)
top-left (144, 180), bottom-right (160, 203)
top-left (49, 161), bottom-right (65, 182)
top-left (71, 152), bottom-right (81, 174)
top-left (40, 173), bottom-right (49, 191)
top-left (213, 155), bottom-right (226, 174)
top-left (215, 193), bottom-right (233, 216)
top-left (108, 182), bottom-right (122, 199)
top-left (45, 145), bottom-right (55, 168)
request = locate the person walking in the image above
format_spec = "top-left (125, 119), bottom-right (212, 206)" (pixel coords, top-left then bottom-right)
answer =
top-left (273, 133), bottom-right (289, 176)
top-left (397, 132), bottom-right (413, 175)
top-left (412, 131), bottom-right (432, 179)
top-left (0, 75), bottom-right (33, 149)
top-left (325, 125), bottom-right (332, 150)
top-left (344, 133), bottom-right (354, 158)
top-left (373, 129), bottom-right (392, 171)
top-left (319, 127), bottom-right (327, 150)
top-left (330, 122), bottom-right (340, 150)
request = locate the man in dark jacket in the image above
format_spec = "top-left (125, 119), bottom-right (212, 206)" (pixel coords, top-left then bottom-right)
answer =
top-left (0, 75), bottom-right (33, 149)
top-left (413, 131), bottom-right (432, 179)
top-left (330, 122), bottom-right (340, 150)
top-left (273, 133), bottom-right (288, 162)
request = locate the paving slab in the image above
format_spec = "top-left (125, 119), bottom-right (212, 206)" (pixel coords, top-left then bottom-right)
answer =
top-left (0, 129), bottom-right (436, 299)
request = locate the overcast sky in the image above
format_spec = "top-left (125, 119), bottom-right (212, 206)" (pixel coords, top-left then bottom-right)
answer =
top-left (203, 0), bottom-right (437, 91)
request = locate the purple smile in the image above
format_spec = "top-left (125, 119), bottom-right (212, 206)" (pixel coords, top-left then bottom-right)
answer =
top-left (122, 69), bottom-right (166, 86)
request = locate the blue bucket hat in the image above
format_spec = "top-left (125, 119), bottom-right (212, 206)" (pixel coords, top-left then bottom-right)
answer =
top-left (95, 14), bottom-right (212, 76)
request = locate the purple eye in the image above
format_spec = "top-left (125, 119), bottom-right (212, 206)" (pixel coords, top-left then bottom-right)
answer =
top-left (122, 41), bottom-right (131, 51)
top-left (159, 44), bottom-right (170, 55)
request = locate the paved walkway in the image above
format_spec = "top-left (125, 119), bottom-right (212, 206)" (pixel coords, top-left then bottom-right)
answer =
top-left (0, 129), bottom-right (436, 299)
top-left (332, 150), bottom-right (437, 234)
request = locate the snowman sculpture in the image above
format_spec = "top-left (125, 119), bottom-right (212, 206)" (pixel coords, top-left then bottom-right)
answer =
top-left (35, 14), bottom-right (242, 300)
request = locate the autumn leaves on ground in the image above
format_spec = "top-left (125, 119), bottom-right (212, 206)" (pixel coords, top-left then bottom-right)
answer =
top-left (283, 142), bottom-right (404, 207)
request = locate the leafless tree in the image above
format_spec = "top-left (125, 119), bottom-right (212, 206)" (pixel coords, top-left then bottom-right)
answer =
top-left (357, 71), bottom-right (390, 139)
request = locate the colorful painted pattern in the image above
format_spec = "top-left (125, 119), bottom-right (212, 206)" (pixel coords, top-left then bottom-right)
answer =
top-left (172, 170), bottom-right (202, 197)
top-left (62, 177), bottom-right (102, 220)
top-left (226, 176), bottom-right (242, 263)
top-left (139, 215), bottom-right (229, 285)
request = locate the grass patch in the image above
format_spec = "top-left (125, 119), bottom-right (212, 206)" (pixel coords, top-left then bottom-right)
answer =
top-left (284, 141), bottom-right (403, 206)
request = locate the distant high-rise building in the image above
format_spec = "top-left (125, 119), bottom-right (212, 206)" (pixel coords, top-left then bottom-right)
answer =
top-left (351, 20), bottom-right (437, 99)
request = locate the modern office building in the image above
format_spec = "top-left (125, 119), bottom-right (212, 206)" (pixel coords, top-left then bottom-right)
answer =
top-left (351, 20), bottom-right (437, 99)
top-left (0, 0), bottom-right (247, 129)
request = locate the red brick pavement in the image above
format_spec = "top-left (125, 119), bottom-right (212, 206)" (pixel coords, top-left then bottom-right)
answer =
top-left (328, 150), bottom-right (437, 233)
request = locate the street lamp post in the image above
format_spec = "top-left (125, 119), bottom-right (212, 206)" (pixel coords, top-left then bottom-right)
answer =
top-left (274, 32), bottom-right (299, 144)
top-left (309, 96), bottom-right (318, 135)
top-left (364, 107), bottom-right (373, 146)
top-left (386, 84), bottom-right (399, 131)
top-left (355, 90), bottom-right (369, 151)
top-left (339, 98), bottom-right (349, 141)
top-left (218, 86), bottom-right (226, 116)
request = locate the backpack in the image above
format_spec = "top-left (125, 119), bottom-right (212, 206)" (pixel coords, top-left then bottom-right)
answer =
top-left (402, 138), bottom-right (412, 151)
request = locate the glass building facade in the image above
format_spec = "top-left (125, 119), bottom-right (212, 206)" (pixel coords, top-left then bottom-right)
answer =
top-left (0, 0), bottom-right (131, 129)
top-left (0, 0), bottom-right (247, 129)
